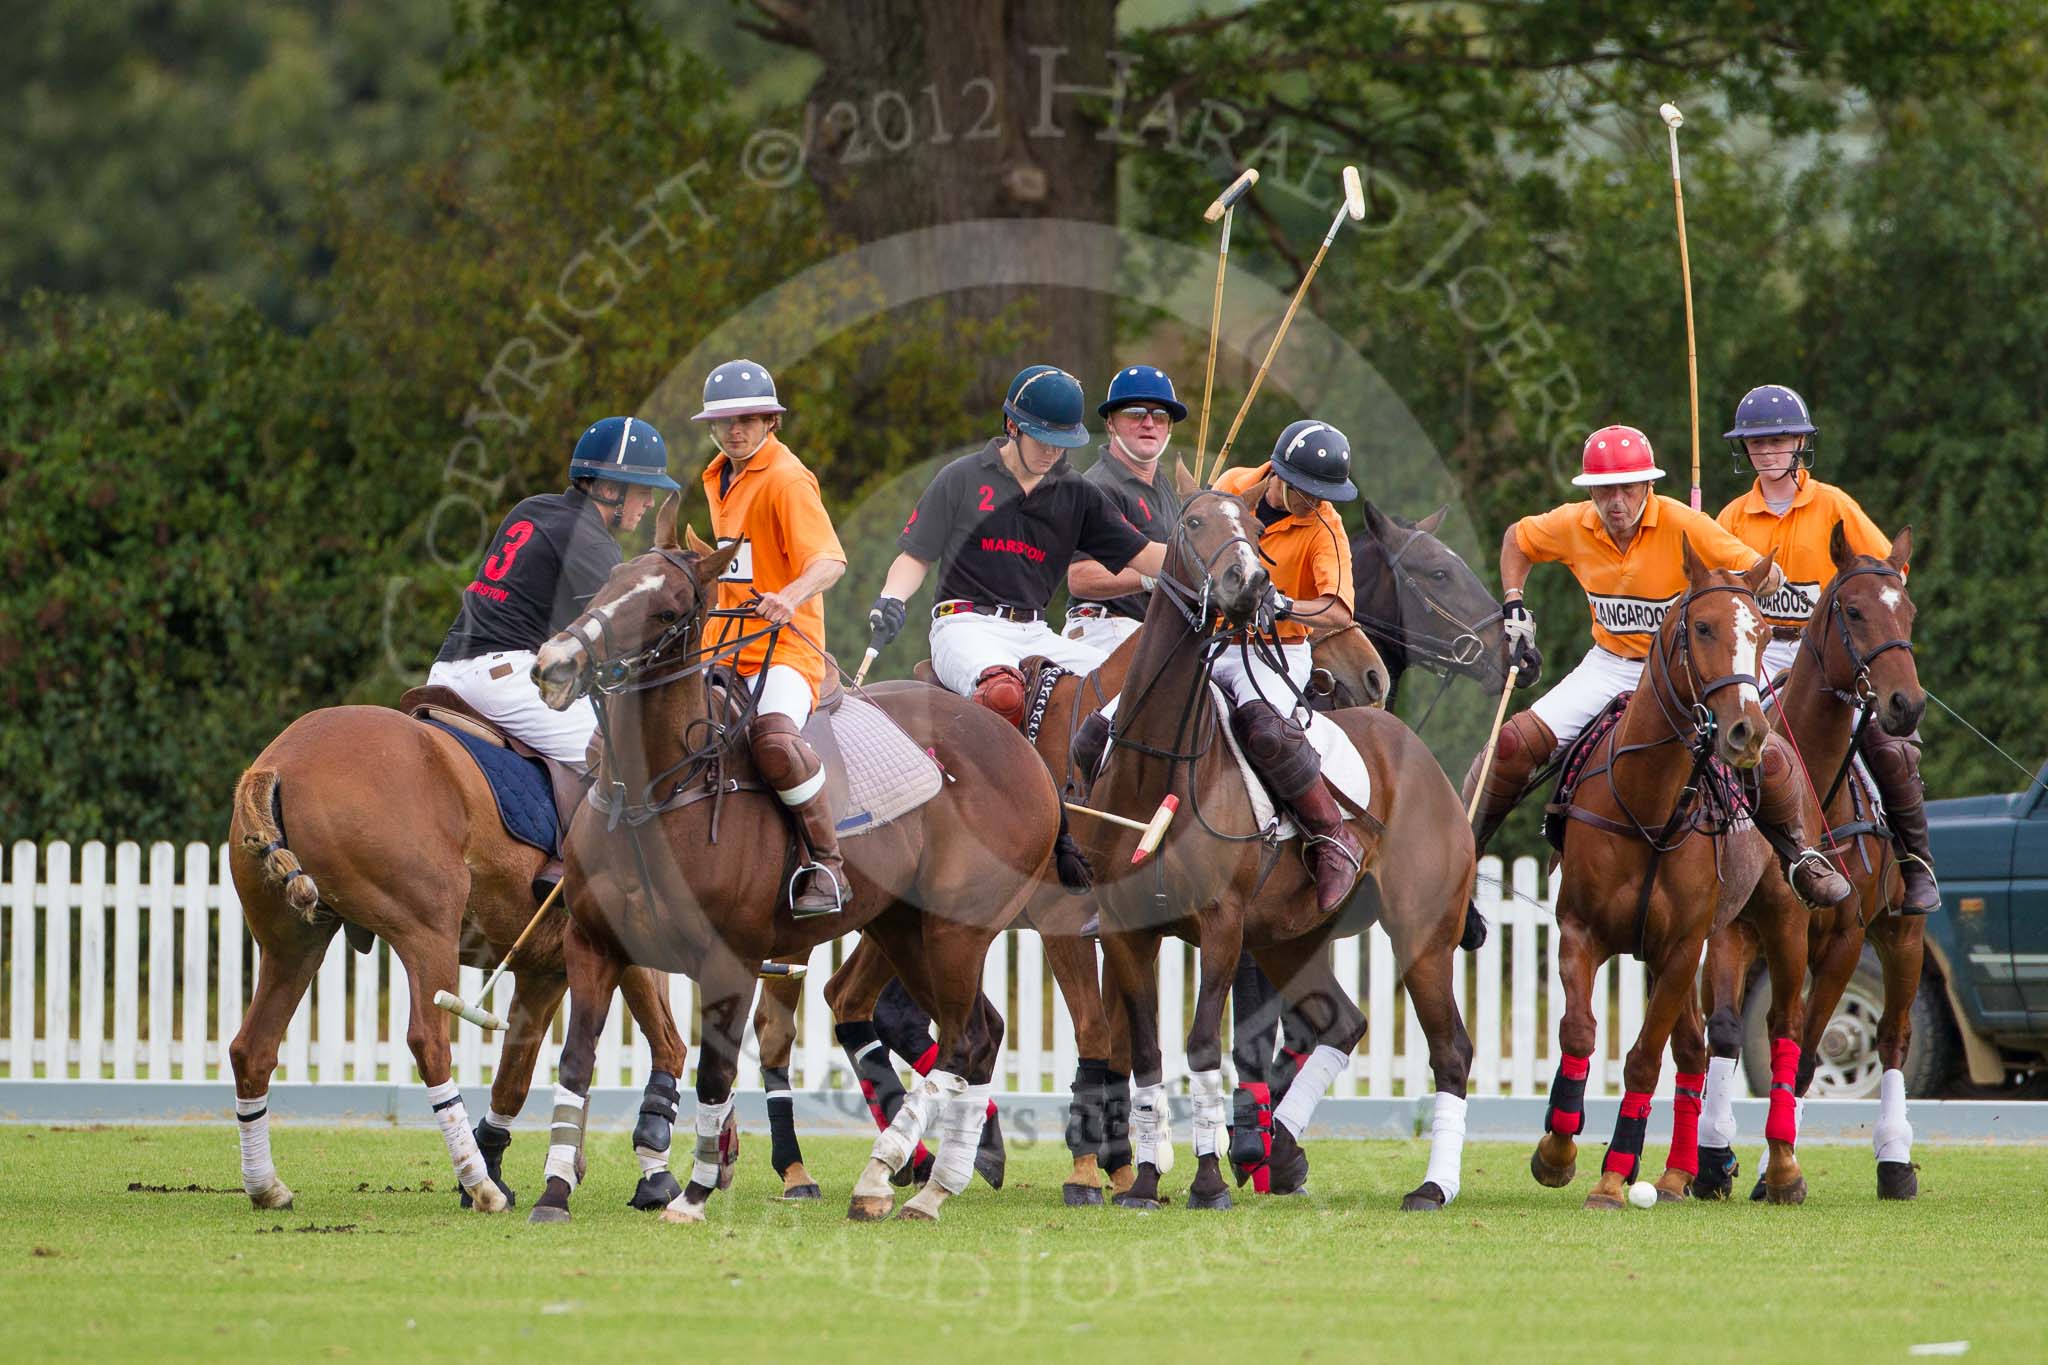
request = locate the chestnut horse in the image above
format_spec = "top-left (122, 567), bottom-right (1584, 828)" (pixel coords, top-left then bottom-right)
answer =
top-left (1691, 526), bottom-right (1925, 1200)
top-left (1077, 472), bottom-right (1478, 1212)
top-left (1529, 545), bottom-right (1804, 1208)
top-left (228, 714), bottom-right (686, 1213)
top-left (525, 496), bottom-right (1061, 1226)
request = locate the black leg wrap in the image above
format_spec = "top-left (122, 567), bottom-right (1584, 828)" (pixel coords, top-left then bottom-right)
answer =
top-left (1608, 1109), bottom-right (1649, 1183)
top-left (1706, 1008), bottom-right (1742, 1057)
top-left (1545, 1065), bottom-right (1589, 1137)
top-left (462, 1118), bottom-right (516, 1209)
top-left (764, 1065), bottom-right (802, 1177)
top-left (1065, 1058), bottom-right (1108, 1160)
top-left (1228, 1086), bottom-right (1267, 1169)
top-left (1231, 951), bottom-right (1279, 1085)
top-left (632, 1069), bottom-right (681, 1155)
top-left (1694, 1146), bottom-right (1738, 1200)
top-left (1102, 1069), bottom-right (1133, 1172)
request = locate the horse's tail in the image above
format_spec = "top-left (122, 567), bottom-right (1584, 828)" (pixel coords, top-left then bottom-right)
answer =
top-left (1459, 900), bottom-right (1489, 952)
top-left (1053, 811), bottom-right (1094, 895)
top-left (234, 766), bottom-right (322, 920)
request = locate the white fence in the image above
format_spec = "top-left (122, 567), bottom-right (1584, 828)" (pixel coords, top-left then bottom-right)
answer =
top-left (1, 840), bottom-right (1679, 1099)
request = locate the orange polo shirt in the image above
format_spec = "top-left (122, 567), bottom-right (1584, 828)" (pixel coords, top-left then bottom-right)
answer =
top-left (1515, 494), bottom-right (1759, 659)
top-left (1215, 462), bottom-right (1354, 643)
top-left (700, 435), bottom-right (845, 700)
top-left (1717, 471), bottom-right (1896, 628)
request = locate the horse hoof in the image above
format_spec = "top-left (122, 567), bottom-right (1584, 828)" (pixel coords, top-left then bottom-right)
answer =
top-left (1656, 1184), bottom-right (1689, 1204)
top-left (777, 1183), bottom-right (823, 1202)
top-left (629, 1171), bottom-right (684, 1211)
top-left (1654, 1170), bottom-right (1691, 1203)
top-left (460, 1184), bottom-right (513, 1211)
top-left (1185, 1185), bottom-right (1233, 1212)
top-left (1107, 1165), bottom-right (1136, 1197)
top-left (1110, 1193), bottom-right (1161, 1212)
top-left (1063, 1183), bottom-right (1104, 1207)
top-left (1764, 1177), bottom-right (1807, 1206)
top-left (1583, 1191), bottom-right (1626, 1211)
top-left (247, 1181), bottom-right (294, 1212)
top-left (463, 1180), bottom-right (509, 1214)
top-left (527, 1204), bottom-right (571, 1225)
top-left (894, 1203), bottom-right (936, 1222)
top-left (1265, 1130), bottom-right (1309, 1195)
top-left (1400, 1182), bottom-right (1447, 1212)
top-left (1529, 1148), bottom-right (1576, 1189)
top-left (847, 1195), bottom-right (894, 1222)
top-left (1748, 1176), bottom-right (1768, 1202)
top-left (660, 1200), bottom-right (707, 1225)
top-left (1877, 1161), bottom-right (1919, 1201)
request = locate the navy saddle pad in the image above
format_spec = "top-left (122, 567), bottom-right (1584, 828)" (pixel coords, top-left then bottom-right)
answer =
top-left (424, 718), bottom-right (559, 856)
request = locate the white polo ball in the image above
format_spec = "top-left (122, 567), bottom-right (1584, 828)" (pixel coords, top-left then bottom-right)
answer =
top-left (1627, 1180), bottom-right (1658, 1209)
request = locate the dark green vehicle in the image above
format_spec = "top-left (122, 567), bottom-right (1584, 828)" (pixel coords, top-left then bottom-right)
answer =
top-left (1739, 759), bottom-right (2048, 1098)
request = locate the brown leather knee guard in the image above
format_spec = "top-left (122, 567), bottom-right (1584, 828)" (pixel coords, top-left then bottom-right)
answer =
top-left (1750, 734), bottom-right (1809, 838)
top-left (748, 714), bottom-right (822, 800)
top-left (1462, 711), bottom-right (1555, 839)
top-left (1229, 701), bottom-right (1320, 802)
top-left (972, 665), bottom-right (1028, 729)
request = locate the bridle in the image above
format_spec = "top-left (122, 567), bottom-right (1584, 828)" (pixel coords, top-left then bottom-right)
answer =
top-left (1797, 560), bottom-right (1915, 811)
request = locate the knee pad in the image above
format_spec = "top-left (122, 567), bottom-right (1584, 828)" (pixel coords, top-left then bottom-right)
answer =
top-left (1496, 711), bottom-right (1555, 766)
top-left (1230, 702), bottom-right (1319, 800)
top-left (748, 714), bottom-right (821, 802)
top-left (972, 665), bottom-right (1028, 728)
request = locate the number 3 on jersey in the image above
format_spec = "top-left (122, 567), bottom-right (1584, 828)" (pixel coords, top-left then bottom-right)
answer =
top-left (484, 519), bottom-right (534, 581)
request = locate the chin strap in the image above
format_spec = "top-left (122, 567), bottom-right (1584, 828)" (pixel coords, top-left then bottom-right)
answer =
top-left (1109, 432), bottom-right (1164, 468)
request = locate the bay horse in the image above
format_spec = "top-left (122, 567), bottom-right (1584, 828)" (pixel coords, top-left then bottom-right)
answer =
top-left (1075, 467), bottom-right (1478, 1212)
top-left (1530, 544), bottom-right (1807, 1208)
top-left (525, 495), bottom-right (1061, 1225)
top-left (228, 715), bottom-right (687, 1213)
top-left (1349, 501), bottom-right (1517, 709)
top-left (1691, 526), bottom-right (1925, 1200)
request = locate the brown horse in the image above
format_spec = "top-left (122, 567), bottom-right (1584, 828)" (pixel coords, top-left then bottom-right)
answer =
top-left (1530, 545), bottom-right (1803, 1208)
top-left (1691, 526), bottom-right (1925, 1200)
top-left (525, 495), bottom-right (1061, 1225)
top-left (1071, 471), bottom-right (1477, 1212)
top-left (227, 712), bottom-right (687, 1213)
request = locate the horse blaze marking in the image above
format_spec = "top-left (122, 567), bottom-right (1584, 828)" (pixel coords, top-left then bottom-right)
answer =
top-left (595, 572), bottom-right (667, 621)
top-left (1880, 587), bottom-right (1901, 609)
top-left (1730, 598), bottom-right (1763, 706)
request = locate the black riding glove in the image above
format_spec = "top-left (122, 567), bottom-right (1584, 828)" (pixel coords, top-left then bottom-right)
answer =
top-left (868, 595), bottom-right (908, 648)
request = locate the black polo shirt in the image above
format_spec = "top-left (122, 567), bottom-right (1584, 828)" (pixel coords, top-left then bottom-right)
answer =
top-left (435, 488), bottom-right (621, 662)
top-left (899, 438), bottom-right (1150, 611)
top-left (1072, 443), bottom-right (1181, 620)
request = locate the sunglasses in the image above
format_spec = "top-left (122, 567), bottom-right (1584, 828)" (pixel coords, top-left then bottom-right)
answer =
top-left (1114, 407), bottom-right (1174, 425)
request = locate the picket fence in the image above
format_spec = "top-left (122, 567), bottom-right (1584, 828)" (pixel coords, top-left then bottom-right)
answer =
top-left (1, 840), bottom-right (1688, 1100)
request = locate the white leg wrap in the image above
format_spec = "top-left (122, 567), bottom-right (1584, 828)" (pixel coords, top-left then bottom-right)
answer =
top-left (1700, 1056), bottom-right (1739, 1147)
top-left (1131, 1082), bottom-right (1171, 1171)
top-left (1189, 1069), bottom-right (1227, 1158)
top-left (236, 1092), bottom-right (277, 1197)
top-left (636, 1145), bottom-right (670, 1176)
top-left (485, 1109), bottom-right (517, 1132)
top-left (426, 1080), bottom-right (488, 1189)
top-left (930, 1082), bottom-right (992, 1195)
top-left (690, 1095), bottom-right (735, 1191)
top-left (544, 1085), bottom-right (587, 1188)
top-left (1422, 1092), bottom-right (1468, 1204)
top-left (872, 1069), bottom-right (961, 1172)
top-left (1272, 1044), bottom-right (1349, 1139)
top-left (1873, 1068), bottom-right (1912, 1163)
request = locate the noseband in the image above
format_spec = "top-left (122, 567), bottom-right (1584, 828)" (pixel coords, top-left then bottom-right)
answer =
top-left (1370, 531), bottom-right (1491, 672)
top-left (1644, 581), bottom-right (1764, 755)
top-left (1805, 561), bottom-right (1914, 705)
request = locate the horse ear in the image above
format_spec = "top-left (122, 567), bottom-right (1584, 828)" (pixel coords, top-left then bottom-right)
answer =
top-left (1681, 534), bottom-right (1706, 586)
top-left (653, 492), bottom-right (680, 550)
top-left (1414, 504), bottom-right (1449, 536)
top-left (684, 524), bottom-right (715, 556)
top-left (1359, 499), bottom-right (1390, 542)
top-left (1742, 548), bottom-right (1778, 596)
top-left (1887, 524), bottom-right (1913, 572)
top-left (1173, 456), bottom-right (1201, 499)
top-left (696, 537), bottom-right (742, 583)
top-left (1829, 519), bottom-right (1853, 570)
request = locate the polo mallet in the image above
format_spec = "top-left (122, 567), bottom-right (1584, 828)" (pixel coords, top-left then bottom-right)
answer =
top-left (1195, 167), bottom-right (1259, 480)
top-left (1660, 101), bottom-right (1702, 511)
top-left (1063, 794), bottom-right (1180, 865)
top-left (1465, 664), bottom-right (1522, 826)
top-left (756, 960), bottom-right (808, 981)
top-left (1206, 165), bottom-right (1367, 486)
top-left (852, 644), bottom-right (880, 688)
top-left (433, 879), bottom-right (564, 1031)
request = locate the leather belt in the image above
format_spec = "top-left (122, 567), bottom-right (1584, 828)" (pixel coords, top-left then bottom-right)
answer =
top-left (1064, 603), bottom-right (1114, 620)
top-left (933, 600), bottom-right (1044, 623)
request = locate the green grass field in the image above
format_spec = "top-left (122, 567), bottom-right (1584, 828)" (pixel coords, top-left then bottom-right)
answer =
top-left (3, 1126), bottom-right (2044, 1363)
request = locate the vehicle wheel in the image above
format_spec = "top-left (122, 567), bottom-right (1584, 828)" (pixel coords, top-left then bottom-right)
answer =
top-left (1741, 951), bottom-right (1960, 1098)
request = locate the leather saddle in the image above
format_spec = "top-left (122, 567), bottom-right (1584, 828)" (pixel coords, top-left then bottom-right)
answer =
top-left (397, 685), bottom-right (588, 885)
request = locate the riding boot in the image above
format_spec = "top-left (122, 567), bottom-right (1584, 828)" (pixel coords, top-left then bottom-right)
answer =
top-left (1753, 737), bottom-right (1854, 909)
top-left (1230, 700), bottom-right (1360, 914)
top-left (1071, 710), bottom-right (1111, 787)
top-left (1459, 711), bottom-right (1556, 852)
top-left (1863, 725), bottom-right (1941, 915)
top-left (748, 714), bottom-right (845, 918)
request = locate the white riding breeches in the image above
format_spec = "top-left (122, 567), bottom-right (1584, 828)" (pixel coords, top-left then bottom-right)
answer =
top-left (425, 651), bottom-right (597, 771)
top-left (742, 662), bottom-right (816, 726)
top-left (929, 611), bottom-right (1109, 695)
top-left (1063, 610), bottom-right (1142, 653)
top-left (1527, 645), bottom-right (1646, 757)
top-left (1210, 639), bottom-right (1314, 720)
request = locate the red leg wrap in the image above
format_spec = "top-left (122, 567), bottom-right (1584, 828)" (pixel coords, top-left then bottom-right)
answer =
top-left (1666, 1071), bottom-right (1705, 1176)
top-left (1602, 1090), bottom-right (1654, 1176)
top-left (1546, 1052), bottom-right (1591, 1137)
top-left (1764, 1036), bottom-right (1800, 1145)
top-left (913, 1043), bottom-right (939, 1076)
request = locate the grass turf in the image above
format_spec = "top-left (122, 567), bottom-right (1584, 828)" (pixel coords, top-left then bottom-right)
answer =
top-left (2, 1125), bottom-right (2044, 1362)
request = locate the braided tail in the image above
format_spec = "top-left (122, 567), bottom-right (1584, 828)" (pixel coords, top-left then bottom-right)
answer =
top-left (234, 767), bottom-right (321, 920)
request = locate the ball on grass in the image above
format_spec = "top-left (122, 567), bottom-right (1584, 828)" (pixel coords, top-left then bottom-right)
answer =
top-left (1627, 1180), bottom-right (1657, 1209)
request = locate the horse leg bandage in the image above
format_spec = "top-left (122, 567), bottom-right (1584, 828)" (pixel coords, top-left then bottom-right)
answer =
top-left (1874, 1067), bottom-right (1912, 1164)
top-left (236, 1092), bottom-right (277, 1197)
top-left (1546, 1053), bottom-right (1591, 1136)
top-left (1667, 1072), bottom-right (1705, 1176)
top-left (1130, 1082), bottom-right (1170, 1170)
top-left (1764, 1037), bottom-right (1801, 1145)
top-left (1700, 1055), bottom-right (1739, 1148)
top-left (426, 1079), bottom-right (488, 1190)
top-left (931, 1083), bottom-right (992, 1195)
top-left (874, 1070), bottom-right (962, 1172)
top-left (838, 1023), bottom-right (903, 1127)
top-left (1602, 1090), bottom-right (1653, 1180)
top-left (690, 1095), bottom-right (736, 1191)
top-left (1066, 1058), bottom-right (1108, 1160)
top-left (763, 1066), bottom-right (801, 1177)
top-left (633, 1069), bottom-right (680, 1177)
top-left (1102, 1069), bottom-right (1133, 1171)
top-left (1189, 1069), bottom-right (1227, 1158)
top-left (1423, 1092), bottom-right (1468, 1204)
top-left (544, 1084), bottom-right (587, 1190)
top-left (1228, 1082), bottom-right (1272, 1170)
top-left (1272, 1044), bottom-right (1349, 1139)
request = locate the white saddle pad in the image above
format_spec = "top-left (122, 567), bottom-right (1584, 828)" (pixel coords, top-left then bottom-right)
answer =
top-left (818, 694), bottom-right (943, 837)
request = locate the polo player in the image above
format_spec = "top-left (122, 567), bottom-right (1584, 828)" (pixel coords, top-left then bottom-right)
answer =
top-left (865, 363), bottom-right (1168, 724)
top-left (429, 415), bottom-right (677, 768)
top-left (1064, 364), bottom-right (1187, 651)
top-left (1716, 383), bottom-right (1939, 915)
top-left (692, 359), bottom-right (850, 918)
top-left (1464, 424), bottom-right (1853, 909)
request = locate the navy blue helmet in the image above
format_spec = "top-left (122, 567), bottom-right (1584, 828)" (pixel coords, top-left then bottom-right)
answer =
top-left (1724, 383), bottom-right (1818, 472)
top-left (1002, 364), bottom-right (1090, 449)
top-left (691, 359), bottom-right (786, 421)
top-left (1097, 364), bottom-right (1187, 422)
top-left (567, 416), bottom-right (680, 490)
top-left (1269, 419), bottom-right (1357, 502)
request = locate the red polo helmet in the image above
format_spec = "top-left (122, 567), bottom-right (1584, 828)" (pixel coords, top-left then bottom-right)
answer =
top-left (1573, 425), bottom-right (1664, 487)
